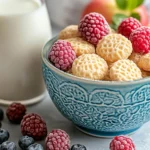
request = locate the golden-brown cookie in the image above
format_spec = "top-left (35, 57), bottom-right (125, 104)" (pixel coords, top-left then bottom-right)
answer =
top-left (129, 52), bottom-right (142, 65)
top-left (72, 54), bottom-right (108, 80)
top-left (138, 53), bottom-right (150, 71)
top-left (96, 34), bottom-right (132, 63)
top-left (58, 25), bottom-right (80, 39)
top-left (141, 69), bottom-right (150, 78)
top-left (65, 37), bottom-right (95, 57)
top-left (110, 59), bottom-right (142, 81)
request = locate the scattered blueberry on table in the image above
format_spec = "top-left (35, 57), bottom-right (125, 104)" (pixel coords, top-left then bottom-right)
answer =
top-left (71, 144), bottom-right (87, 150)
top-left (0, 128), bottom-right (10, 144)
top-left (0, 141), bottom-right (17, 150)
top-left (27, 143), bottom-right (43, 150)
top-left (18, 136), bottom-right (35, 150)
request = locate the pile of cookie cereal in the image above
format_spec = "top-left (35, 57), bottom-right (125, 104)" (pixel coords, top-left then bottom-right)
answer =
top-left (57, 17), bottom-right (150, 82)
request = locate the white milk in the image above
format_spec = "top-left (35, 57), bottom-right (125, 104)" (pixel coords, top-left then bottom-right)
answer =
top-left (0, 0), bottom-right (52, 103)
top-left (0, 0), bottom-right (39, 15)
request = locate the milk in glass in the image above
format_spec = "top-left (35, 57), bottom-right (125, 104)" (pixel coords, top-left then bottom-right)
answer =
top-left (0, 0), bottom-right (52, 104)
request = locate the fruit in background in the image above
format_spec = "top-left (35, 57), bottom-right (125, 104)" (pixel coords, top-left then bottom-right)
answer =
top-left (81, 0), bottom-right (148, 26)
top-left (81, 0), bottom-right (124, 24)
top-left (134, 5), bottom-right (149, 26)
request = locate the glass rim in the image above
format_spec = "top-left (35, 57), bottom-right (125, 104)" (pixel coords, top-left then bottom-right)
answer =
top-left (0, 0), bottom-right (45, 17)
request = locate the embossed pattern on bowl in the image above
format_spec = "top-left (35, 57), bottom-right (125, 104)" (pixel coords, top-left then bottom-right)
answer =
top-left (42, 37), bottom-right (150, 137)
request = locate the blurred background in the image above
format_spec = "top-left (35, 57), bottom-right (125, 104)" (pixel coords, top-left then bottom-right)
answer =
top-left (45, 0), bottom-right (150, 35)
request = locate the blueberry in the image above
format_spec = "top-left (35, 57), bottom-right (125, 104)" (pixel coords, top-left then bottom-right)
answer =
top-left (0, 108), bottom-right (4, 120)
top-left (1, 141), bottom-right (17, 150)
top-left (18, 136), bottom-right (34, 150)
top-left (0, 128), bottom-right (9, 144)
top-left (27, 143), bottom-right (43, 150)
top-left (71, 144), bottom-right (87, 150)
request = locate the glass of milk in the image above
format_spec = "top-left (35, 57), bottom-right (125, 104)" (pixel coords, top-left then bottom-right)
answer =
top-left (0, 0), bottom-right (52, 105)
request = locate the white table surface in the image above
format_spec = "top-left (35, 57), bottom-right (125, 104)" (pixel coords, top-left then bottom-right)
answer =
top-left (1, 92), bottom-right (150, 150)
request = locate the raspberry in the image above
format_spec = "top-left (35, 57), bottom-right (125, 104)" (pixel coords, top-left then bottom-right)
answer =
top-left (110, 135), bottom-right (135, 150)
top-left (78, 12), bottom-right (110, 45)
top-left (6, 102), bottom-right (26, 124)
top-left (48, 40), bottom-right (76, 71)
top-left (21, 113), bottom-right (47, 140)
top-left (45, 129), bottom-right (70, 150)
top-left (129, 26), bottom-right (150, 54)
top-left (72, 54), bottom-right (108, 80)
top-left (118, 17), bottom-right (141, 39)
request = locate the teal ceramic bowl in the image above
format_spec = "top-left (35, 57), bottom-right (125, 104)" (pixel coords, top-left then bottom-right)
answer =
top-left (42, 37), bottom-right (150, 137)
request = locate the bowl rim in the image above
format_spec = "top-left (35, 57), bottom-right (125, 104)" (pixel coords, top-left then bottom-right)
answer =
top-left (41, 36), bottom-right (150, 86)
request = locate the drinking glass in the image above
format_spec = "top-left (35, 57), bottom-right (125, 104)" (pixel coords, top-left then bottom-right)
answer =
top-left (0, 0), bottom-right (52, 105)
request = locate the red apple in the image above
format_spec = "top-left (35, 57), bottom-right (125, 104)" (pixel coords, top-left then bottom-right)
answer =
top-left (81, 0), bottom-right (149, 26)
top-left (81, 0), bottom-right (119, 23)
top-left (134, 5), bottom-right (149, 26)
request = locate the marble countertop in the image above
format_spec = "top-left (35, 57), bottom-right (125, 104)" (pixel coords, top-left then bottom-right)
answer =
top-left (1, 92), bottom-right (150, 150)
